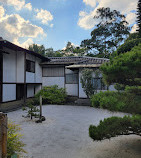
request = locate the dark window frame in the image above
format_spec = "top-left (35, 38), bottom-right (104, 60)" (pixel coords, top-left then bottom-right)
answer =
top-left (65, 73), bottom-right (79, 84)
top-left (26, 59), bottom-right (35, 73)
top-left (16, 84), bottom-right (24, 100)
top-left (92, 77), bottom-right (108, 90)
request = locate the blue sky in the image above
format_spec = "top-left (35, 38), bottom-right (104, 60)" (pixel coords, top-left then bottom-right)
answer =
top-left (0, 0), bottom-right (137, 50)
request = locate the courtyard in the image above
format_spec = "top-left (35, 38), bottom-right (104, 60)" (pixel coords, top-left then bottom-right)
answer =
top-left (7, 105), bottom-right (141, 158)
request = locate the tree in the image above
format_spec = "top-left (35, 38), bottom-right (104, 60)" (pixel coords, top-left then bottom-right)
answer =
top-left (117, 33), bottom-right (141, 54)
top-left (80, 69), bottom-right (100, 98)
top-left (73, 47), bottom-right (88, 56)
top-left (101, 44), bottom-right (141, 86)
top-left (81, 7), bottom-right (130, 57)
top-left (137, 0), bottom-right (141, 36)
top-left (28, 44), bottom-right (46, 56)
top-left (89, 44), bottom-right (141, 141)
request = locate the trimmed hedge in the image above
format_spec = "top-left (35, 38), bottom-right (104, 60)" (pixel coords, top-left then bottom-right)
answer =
top-left (89, 115), bottom-right (141, 141)
top-left (91, 91), bottom-right (141, 114)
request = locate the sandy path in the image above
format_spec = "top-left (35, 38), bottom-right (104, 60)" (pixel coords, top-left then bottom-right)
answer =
top-left (7, 105), bottom-right (141, 158)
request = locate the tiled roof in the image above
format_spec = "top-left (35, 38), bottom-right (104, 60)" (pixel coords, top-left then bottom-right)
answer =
top-left (0, 38), bottom-right (49, 61)
top-left (41, 56), bottom-right (109, 65)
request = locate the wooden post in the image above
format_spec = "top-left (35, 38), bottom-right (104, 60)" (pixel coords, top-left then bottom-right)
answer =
top-left (0, 113), bottom-right (7, 158)
top-left (40, 95), bottom-right (42, 120)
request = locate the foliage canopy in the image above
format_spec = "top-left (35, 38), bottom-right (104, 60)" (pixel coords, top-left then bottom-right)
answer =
top-left (100, 44), bottom-right (141, 86)
top-left (81, 7), bottom-right (130, 57)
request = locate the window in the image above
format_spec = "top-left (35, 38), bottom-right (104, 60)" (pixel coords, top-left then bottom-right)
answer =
top-left (65, 73), bottom-right (78, 84)
top-left (26, 60), bottom-right (35, 73)
top-left (92, 78), bottom-right (108, 90)
top-left (43, 67), bottom-right (64, 77)
top-left (16, 84), bottom-right (24, 100)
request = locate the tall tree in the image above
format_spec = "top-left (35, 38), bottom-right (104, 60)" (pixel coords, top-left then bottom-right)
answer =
top-left (28, 44), bottom-right (46, 56)
top-left (137, 0), bottom-right (141, 36)
top-left (81, 7), bottom-right (130, 57)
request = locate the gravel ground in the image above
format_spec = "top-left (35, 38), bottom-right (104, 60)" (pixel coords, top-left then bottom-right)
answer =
top-left (7, 105), bottom-right (141, 158)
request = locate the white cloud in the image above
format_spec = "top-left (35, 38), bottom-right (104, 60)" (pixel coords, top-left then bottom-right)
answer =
top-left (79, 11), bottom-right (88, 17)
top-left (78, 9), bottom-right (99, 30)
top-left (0, 5), bottom-right (5, 18)
top-left (24, 3), bottom-right (32, 11)
top-left (35, 9), bottom-right (53, 25)
top-left (131, 24), bottom-right (138, 33)
top-left (83, 0), bottom-right (98, 8)
top-left (0, 13), bottom-right (46, 48)
top-left (0, 0), bottom-right (32, 11)
top-left (15, 38), bottom-right (34, 48)
top-left (50, 24), bottom-right (54, 28)
top-left (126, 12), bottom-right (136, 25)
top-left (34, 8), bottom-right (39, 12)
top-left (78, 0), bottom-right (138, 30)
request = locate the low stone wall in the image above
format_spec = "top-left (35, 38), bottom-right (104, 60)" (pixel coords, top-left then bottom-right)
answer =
top-left (75, 98), bottom-right (91, 106)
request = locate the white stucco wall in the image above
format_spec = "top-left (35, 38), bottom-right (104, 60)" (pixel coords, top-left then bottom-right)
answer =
top-left (35, 58), bottom-right (42, 83)
top-left (17, 51), bottom-right (24, 83)
top-left (3, 48), bottom-right (16, 83)
top-left (66, 84), bottom-right (78, 96)
top-left (27, 85), bottom-right (35, 98)
top-left (26, 72), bottom-right (35, 83)
top-left (42, 77), bottom-right (65, 88)
top-left (26, 55), bottom-right (42, 83)
top-left (3, 84), bottom-right (16, 102)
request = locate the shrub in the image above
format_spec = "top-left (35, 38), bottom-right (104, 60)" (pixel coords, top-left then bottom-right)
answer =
top-left (22, 99), bottom-right (40, 119)
top-left (125, 86), bottom-right (141, 95)
top-left (36, 85), bottom-right (67, 104)
top-left (91, 91), bottom-right (141, 114)
top-left (7, 122), bottom-right (26, 157)
top-left (89, 115), bottom-right (141, 141)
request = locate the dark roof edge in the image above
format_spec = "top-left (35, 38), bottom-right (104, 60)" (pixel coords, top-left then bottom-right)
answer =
top-left (0, 40), bottom-right (50, 61)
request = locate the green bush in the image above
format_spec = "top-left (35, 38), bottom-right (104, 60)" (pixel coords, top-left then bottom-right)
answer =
top-left (125, 86), bottom-right (141, 95)
top-left (36, 85), bottom-right (67, 104)
top-left (91, 91), bottom-right (141, 114)
top-left (7, 122), bottom-right (26, 157)
top-left (89, 115), bottom-right (141, 141)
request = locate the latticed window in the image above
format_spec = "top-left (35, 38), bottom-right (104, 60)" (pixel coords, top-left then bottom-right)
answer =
top-left (43, 67), bottom-right (64, 77)
top-left (26, 60), bottom-right (35, 73)
top-left (65, 73), bottom-right (78, 84)
top-left (92, 78), bottom-right (108, 90)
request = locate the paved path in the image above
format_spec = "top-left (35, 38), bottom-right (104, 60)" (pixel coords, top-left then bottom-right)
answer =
top-left (7, 105), bottom-right (141, 158)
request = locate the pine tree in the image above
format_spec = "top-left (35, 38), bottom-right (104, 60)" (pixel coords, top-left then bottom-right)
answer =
top-left (137, 0), bottom-right (141, 36)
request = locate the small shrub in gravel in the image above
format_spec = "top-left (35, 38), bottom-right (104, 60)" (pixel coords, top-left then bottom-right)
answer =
top-left (35, 85), bottom-right (67, 105)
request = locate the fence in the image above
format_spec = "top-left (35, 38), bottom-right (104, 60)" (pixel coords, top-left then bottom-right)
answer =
top-left (0, 113), bottom-right (7, 158)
